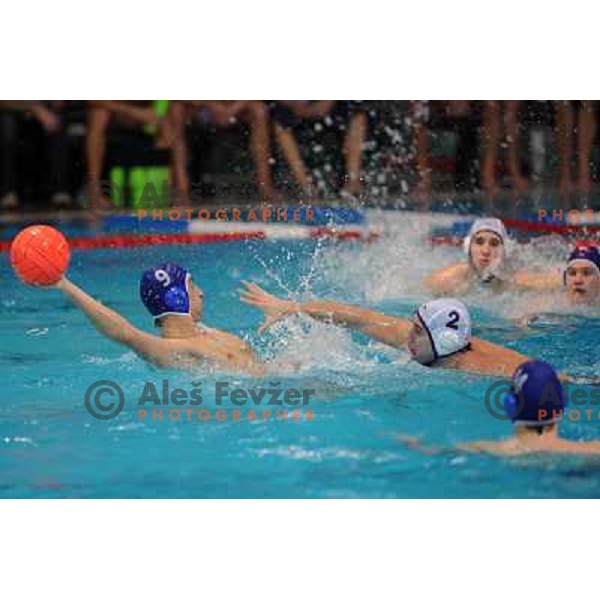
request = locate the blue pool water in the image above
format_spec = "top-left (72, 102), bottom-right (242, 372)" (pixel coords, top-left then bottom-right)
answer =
top-left (2, 216), bottom-right (600, 498)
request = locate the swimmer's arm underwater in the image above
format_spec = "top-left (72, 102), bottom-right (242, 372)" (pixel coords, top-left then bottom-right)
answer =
top-left (240, 281), bottom-right (411, 348)
top-left (399, 435), bottom-right (523, 457)
top-left (403, 435), bottom-right (600, 457)
top-left (397, 436), bottom-right (458, 456)
top-left (459, 439), bottom-right (600, 456)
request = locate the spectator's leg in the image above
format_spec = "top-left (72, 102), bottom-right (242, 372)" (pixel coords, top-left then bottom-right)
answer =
top-left (86, 103), bottom-right (112, 206)
top-left (411, 101), bottom-right (431, 206)
top-left (92, 101), bottom-right (156, 126)
top-left (480, 101), bottom-right (500, 195)
top-left (555, 101), bottom-right (573, 198)
top-left (168, 101), bottom-right (191, 205)
top-left (342, 111), bottom-right (367, 197)
top-left (273, 123), bottom-right (315, 197)
top-left (0, 111), bottom-right (19, 208)
top-left (47, 128), bottom-right (72, 206)
top-left (576, 101), bottom-right (596, 194)
top-left (504, 100), bottom-right (528, 191)
top-left (241, 101), bottom-right (279, 202)
top-left (454, 117), bottom-right (478, 192)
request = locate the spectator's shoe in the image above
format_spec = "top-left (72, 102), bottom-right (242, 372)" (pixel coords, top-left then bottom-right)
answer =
top-left (50, 192), bottom-right (73, 208)
top-left (1, 192), bottom-right (19, 210)
top-left (340, 188), bottom-right (363, 210)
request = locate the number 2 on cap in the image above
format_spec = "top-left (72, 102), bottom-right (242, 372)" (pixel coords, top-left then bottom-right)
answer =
top-left (446, 310), bottom-right (460, 330)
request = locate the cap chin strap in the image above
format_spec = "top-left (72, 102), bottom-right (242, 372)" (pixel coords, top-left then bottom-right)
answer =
top-left (417, 311), bottom-right (438, 364)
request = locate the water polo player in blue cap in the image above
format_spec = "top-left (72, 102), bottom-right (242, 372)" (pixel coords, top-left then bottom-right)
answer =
top-left (462, 360), bottom-right (600, 455)
top-left (401, 360), bottom-right (600, 456)
top-left (514, 245), bottom-right (600, 324)
top-left (50, 264), bottom-right (264, 374)
top-left (240, 281), bottom-right (534, 377)
top-left (563, 246), bottom-right (600, 304)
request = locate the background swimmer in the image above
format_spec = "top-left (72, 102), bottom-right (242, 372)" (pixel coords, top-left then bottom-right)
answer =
top-left (517, 246), bottom-right (600, 304)
top-left (426, 217), bottom-right (553, 296)
top-left (47, 263), bottom-right (264, 375)
top-left (514, 246), bottom-right (600, 325)
top-left (241, 282), bottom-right (532, 377)
top-left (400, 360), bottom-right (600, 456)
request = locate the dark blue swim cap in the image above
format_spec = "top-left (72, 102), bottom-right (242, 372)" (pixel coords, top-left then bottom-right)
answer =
top-left (564, 246), bottom-right (600, 284)
top-left (140, 263), bottom-right (191, 320)
top-left (504, 360), bottom-right (566, 426)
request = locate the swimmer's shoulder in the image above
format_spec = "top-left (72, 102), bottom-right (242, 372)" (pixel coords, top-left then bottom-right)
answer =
top-left (444, 337), bottom-right (528, 377)
top-left (432, 261), bottom-right (469, 279)
top-left (462, 437), bottom-right (600, 457)
top-left (425, 262), bottom-right (470, 294)
top-left (185, 327), bottom-right (264, 375)
top-left (551, 439), bottom-right (600, 455)
top-left (461, 437), bottom-right (554, 456)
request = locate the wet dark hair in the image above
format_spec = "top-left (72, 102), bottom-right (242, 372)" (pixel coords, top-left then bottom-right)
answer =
top-left (523, 423), bottom-right (554, 436)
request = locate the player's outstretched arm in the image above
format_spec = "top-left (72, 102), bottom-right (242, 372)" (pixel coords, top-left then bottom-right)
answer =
top-left (240, 281), bottom-right (411, 348)
top-left (56, 277), bottom-right (173, 366)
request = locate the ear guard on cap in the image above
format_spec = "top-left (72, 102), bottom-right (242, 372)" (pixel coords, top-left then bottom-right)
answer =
top-left (416, 298), bottom-right (472, 361)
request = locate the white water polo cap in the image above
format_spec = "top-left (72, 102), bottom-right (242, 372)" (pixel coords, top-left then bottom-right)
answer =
top-left (416, 298), bottom-right (472, 359)
top-left (463, 218), bottom-right (508, 257)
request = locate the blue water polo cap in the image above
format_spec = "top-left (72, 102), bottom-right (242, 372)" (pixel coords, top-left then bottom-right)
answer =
top-left (564, 246), bottom-right (600, 285)
top-left (504, 360), bottom-right (566, 426)
top-left (140, 263), bottom-right (191, 320)
top-left (566, 246), bottom-right (600, 271)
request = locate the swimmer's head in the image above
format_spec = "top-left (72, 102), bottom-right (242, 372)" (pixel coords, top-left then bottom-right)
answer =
top-left (408, 298), bottom-right (472, 365)
top-left (504, 360), bottom-right (566, 429)
top-left (564, 246), bottom-right (600, 304)
top-left (140, 263), bottom-right (204, 324)
top-left (463, 218), bottom-right (508, 278)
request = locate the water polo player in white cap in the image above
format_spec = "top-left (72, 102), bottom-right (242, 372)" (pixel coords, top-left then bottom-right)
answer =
top-left (426, 217), bottom-right (548, 296)
top-left (240, 282), bottom-right (531, 377)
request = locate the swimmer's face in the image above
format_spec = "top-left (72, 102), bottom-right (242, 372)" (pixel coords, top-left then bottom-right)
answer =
top-left (188, 279), bottom-right (204, 320)
top-left (407, 317), bottom-right (435, 365)
top-left (565, 261), bottom-right (600, 304)
top-left (470, 232), bottom-right (503, 273)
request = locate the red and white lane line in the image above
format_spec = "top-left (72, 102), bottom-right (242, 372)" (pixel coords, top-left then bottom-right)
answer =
top-left (0, 223), bottom-right (381, 253)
